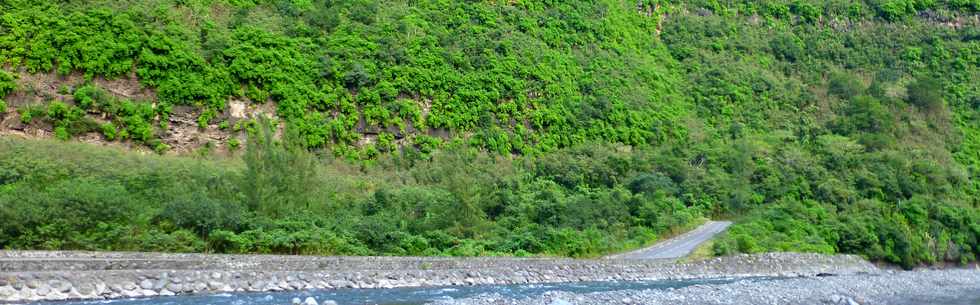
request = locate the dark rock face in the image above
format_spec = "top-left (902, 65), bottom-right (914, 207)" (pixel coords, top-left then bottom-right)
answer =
top-left (0, 251), bottom-right (876, 302)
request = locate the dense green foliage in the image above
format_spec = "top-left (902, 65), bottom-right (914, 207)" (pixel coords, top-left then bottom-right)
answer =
top-left (0, 0), bottom-right (686, 158)
top-left (0, 0), bottom-right (978, 268)
top-left (662, 0), bottom-right (980, 267)
top-left (0, 137), bottom-right (708, 257)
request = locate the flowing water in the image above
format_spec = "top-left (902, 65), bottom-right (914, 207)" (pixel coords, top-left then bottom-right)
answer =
top-left (29, 277), bottom-right (763, 305)
top-left (29, 277), bottom-right (980, 305)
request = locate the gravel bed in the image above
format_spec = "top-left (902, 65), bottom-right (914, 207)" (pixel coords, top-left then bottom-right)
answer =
top-left (433, 268), bottom-right (980, 305)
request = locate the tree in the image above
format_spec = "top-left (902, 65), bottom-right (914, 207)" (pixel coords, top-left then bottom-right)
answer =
top-left (242, 118), bottom-right (318, 217)
top-left (907, 76), bottom-right (944, 112)
top-left (828, 72), bottom-right (865, 99)
top-left (770, 34), bottom-right (804, 62)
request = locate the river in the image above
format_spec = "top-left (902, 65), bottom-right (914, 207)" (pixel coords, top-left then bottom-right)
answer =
top-left (27, 272), bottom-right (980, 305)
top-left (29, 277), bottom-right (763, 305)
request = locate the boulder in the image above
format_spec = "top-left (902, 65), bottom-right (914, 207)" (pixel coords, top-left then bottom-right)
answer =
top-left (303, 296), bottom-right (318, 305)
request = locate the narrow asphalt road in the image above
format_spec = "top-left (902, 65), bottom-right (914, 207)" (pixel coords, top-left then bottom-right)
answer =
top-left (605, 221), bottom-right (733, 260)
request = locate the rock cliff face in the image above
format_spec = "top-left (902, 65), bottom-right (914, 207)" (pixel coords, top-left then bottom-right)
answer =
top-left (0, 251), bottom-right (875, 303)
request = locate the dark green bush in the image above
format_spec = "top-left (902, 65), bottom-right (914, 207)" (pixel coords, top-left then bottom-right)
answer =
top-left (155, 193), bottom-right (244, 238)
top-left (0, 70), bottom-right (15, 97)
top-left (828, 72), bottom-right (866, 99)
top-left (907, 76), bottom-right (945, 112)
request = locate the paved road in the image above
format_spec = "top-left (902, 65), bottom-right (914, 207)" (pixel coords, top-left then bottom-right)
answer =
top-left (605, 221), bottom-right (732, 260)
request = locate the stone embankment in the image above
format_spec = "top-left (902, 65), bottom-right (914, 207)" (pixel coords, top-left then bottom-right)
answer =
top-left (0, 251), bottom-right (875, 303)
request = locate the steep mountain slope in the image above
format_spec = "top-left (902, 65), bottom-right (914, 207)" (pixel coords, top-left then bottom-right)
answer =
top-left (0, 0), bottom-right (977, 268)
top-left (0, 0), bottom-right (687, 156)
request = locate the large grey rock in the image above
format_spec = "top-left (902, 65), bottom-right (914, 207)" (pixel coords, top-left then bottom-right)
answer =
top-left (153, 278), bottom-right (168, 290)
top-left (191, 282), bottom-right (207, 292)
top-left (48, 280), bottom-right (71, 293)
top-left (549, 298), bottom-right (573, 305)
top-left (76, 282), bottom-right (95, 295)
top-left (0, 286), bottom-right (14, 298)
top-left (35, 285), bottom-right (51, 296)
top-left (123, 282), bottom-right (138, 291)
top-left (303, 296), bottom-right (318, 305)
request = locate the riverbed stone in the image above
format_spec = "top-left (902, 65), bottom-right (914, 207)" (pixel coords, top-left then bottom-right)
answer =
top-left (153, 278), bottom-right (168, 290)
top-left (193, 282), bottom-right (205, 290)
top-left (76, 282), bottom-right (94, 295)
top-left (55, 281), bottom-right (72, 293)
top-left (123, 282), bottom-right (138, 291)
top-left (0, 252), bottom-right (882, 303)
top-left (121, 289), bottom-right (141, 298)
top-left (549, 298), bottom-right (573, 305)
top-left (0, 286), bottom-right (14, 298)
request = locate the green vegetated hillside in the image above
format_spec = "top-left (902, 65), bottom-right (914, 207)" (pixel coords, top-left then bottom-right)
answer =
top-left (0, 0), bottom-right (977, 268)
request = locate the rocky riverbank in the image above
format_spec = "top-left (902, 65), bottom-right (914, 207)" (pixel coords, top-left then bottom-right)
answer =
top-left (434, 267), bottom-right (980, 305)
top-left (0, 251), bottom-right (875, 303)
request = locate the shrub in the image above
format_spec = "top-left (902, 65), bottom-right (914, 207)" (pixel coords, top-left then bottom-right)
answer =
top-left (18, 106), bottom-right (37, 124)
top-left (54, 126), bottom-right (70, 140)
top-left (154, 142), bottom-right (170, 154)
top-left (228, 138), bottom-right (241, 150)
top-left (907, 76), bottom-right (944, 112)
top-left (46, 101), bottom-right (71, 121)
top-left (136, 229), bottom-right (206, 253)
top-left (770, 34), bottom-right (804, 62)
top-left (837, 95), bottom-right (895, 134)
top-left (73, 85), bottom-right (109, 110)
top-left (791, 1), bottom-right (820, 22)
top-left (101, 122), bottom-right (118, 141)
top-left (0, 70), bottom-right (15, 98)
top-left (828, 72), bottom-right (865, 99)
top-left (875, 0), bottom-right (917, 20)
top-left (156, 193), bottom-right (243, 238)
